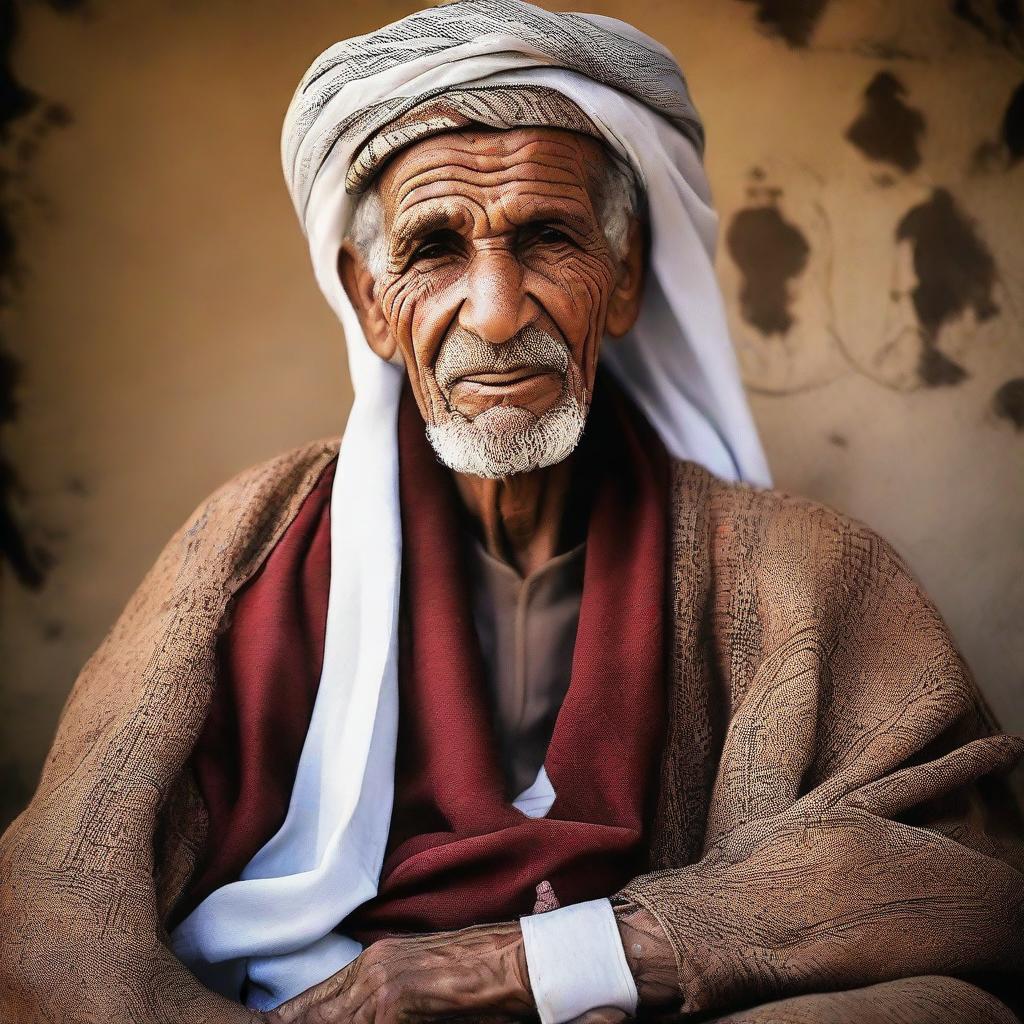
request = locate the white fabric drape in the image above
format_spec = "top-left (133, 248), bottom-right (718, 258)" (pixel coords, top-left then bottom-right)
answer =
top-left (170, 17), bottom-right (771, 1012)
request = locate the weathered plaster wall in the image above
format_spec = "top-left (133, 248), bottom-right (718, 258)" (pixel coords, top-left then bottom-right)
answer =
top-left (1, 0), bottom-right (1021, 825)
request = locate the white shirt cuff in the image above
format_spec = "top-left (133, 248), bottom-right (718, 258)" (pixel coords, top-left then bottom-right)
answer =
top-left (520, 897), bottom-right (639, 1024)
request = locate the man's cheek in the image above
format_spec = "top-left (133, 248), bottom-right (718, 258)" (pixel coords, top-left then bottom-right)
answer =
top-left (530, 258), bottom-right (614, 363)
top-left (380, 277), bottom-right (460, 422)
top-left (374, 279), bottom-right (425, 408)
top-left (408, 280), bottom-right (466, 374)
top-left (380, 278), bottom-right (429, 363)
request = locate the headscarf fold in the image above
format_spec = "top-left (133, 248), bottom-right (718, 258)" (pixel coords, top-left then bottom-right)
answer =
top-left (170, 0), bottom-right (771, 1009)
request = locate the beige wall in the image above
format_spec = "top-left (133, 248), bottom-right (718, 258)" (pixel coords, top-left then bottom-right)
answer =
top-left (1, 0), bottom-right (1022, 825)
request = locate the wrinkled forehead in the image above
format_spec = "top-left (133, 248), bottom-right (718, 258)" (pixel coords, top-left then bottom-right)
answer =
top-left (346, 86), bottom-right (635, 201)
top-left (374, 126), bottom-right (615, 222)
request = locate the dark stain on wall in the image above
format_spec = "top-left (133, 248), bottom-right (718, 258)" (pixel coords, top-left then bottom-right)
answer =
top-left (846, 72), bottom-right (926, 174)
top-left (1, 4), bottom-right (37, 129)
top-left (895, 188), bottom-right (999, 387)
top-left (0, 0), bottom-right (86, 591)
top-left (952, 0), bottom-right (1024, 55)
top-left (969, 79), bottom-right (1024, 172)
top-left (726, 198), bottom-right (811, 337)
top-left (0, 354), bottom-right (46, 587)
top-left (993, 377), bottom-right (1024, 429)
top-left (1003, 81), bottom-right (1024, 163)
top-left (738, 0), bottom-right (831, 48)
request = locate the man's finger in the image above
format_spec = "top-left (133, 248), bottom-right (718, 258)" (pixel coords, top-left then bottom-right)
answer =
top-left (567, 1007), bottom-right (629, 1024)
top-left (268, 962), bottom-right (358, 1022)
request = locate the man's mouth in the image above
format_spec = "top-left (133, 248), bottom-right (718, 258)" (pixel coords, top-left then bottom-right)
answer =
top-left (457, 367), bottom-right (551, 388)
top-left (447, 366), bottom-right (564, 418)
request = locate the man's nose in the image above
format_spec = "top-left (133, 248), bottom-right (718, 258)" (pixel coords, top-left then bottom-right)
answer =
top-left (459, 249), bottom-right (530, 344)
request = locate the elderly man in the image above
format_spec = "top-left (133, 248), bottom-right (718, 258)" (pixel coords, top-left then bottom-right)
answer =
top-left (2, 3), bottom-right (1023, 1024)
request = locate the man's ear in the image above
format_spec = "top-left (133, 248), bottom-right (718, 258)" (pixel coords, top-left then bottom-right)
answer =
top-left (337, 241), bottom-right (397, 361)
top-left (605, 218), bottom-right (647, 339)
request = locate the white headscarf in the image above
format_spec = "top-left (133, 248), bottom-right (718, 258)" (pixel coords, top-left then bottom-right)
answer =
top-left (170, 1), bottom-right (771, 1010)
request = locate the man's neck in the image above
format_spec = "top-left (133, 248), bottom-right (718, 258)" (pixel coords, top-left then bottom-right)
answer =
top-left (452, 458), bottom-right (574, 578)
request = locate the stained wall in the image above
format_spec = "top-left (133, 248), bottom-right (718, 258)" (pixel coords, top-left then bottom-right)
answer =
top-left (1, 0), bottom-right (1021, 825)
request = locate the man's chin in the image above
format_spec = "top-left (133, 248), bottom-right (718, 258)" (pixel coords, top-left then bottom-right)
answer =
top-left (472, 404), bottom-right (540, 437)
top-left (425, 399), bottom-right (587, 479)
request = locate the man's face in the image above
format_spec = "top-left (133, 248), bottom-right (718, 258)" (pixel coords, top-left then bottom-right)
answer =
top-left (340, 127), bottom-right (643, 477)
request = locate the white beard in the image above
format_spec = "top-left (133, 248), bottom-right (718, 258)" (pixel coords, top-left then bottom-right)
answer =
top-left (425, 323), bottom-right (590, 478)
top-left (425, 390), bottom-right (587, 478)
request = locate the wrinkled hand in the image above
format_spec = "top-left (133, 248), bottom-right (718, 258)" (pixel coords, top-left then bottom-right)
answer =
top-left (613, 903), bottom-right (678, 1008)
top-left (267, 921), bottom-right (533, 1024)
top-left (267, 906), bottom-right (676, 1023)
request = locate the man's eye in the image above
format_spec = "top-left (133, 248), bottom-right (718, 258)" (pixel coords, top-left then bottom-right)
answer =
top-left (525, 225), bottom-right (574, 247)
top-left (411, 235), bottom-right (458, 262)
top-left (413, 242), bottom-right (446, 260)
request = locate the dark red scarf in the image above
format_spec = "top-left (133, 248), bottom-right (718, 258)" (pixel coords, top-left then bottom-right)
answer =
top-left (176, 375), bottom-right (669, 939)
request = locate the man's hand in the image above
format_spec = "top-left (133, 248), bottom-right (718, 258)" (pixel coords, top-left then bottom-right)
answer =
top-left (267, 921), bottom-right (534, 1024)
top-left (268, 905), bottom-right (678, 1023)
top-left (613, 903), bottom-right (678, 1008)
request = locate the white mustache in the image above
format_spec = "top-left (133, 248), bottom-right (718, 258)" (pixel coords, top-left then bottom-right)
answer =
top-left (434, 325), bottom-right (569, 394)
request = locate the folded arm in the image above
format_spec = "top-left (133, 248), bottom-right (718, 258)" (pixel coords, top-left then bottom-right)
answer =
top-left (611, 491), bottom-right (1024, 1021)
top-left (616, 736), bottom-right (1024, 1018)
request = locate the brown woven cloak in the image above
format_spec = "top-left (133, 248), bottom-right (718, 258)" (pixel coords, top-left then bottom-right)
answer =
top-left (1, 439), bottom-right (1022, 1024)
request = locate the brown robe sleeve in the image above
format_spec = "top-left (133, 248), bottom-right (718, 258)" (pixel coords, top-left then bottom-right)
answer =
top-left (616, 466), bottom-right (1024, 1023)
top-left (0, 440), bottom-right (338, 1024)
